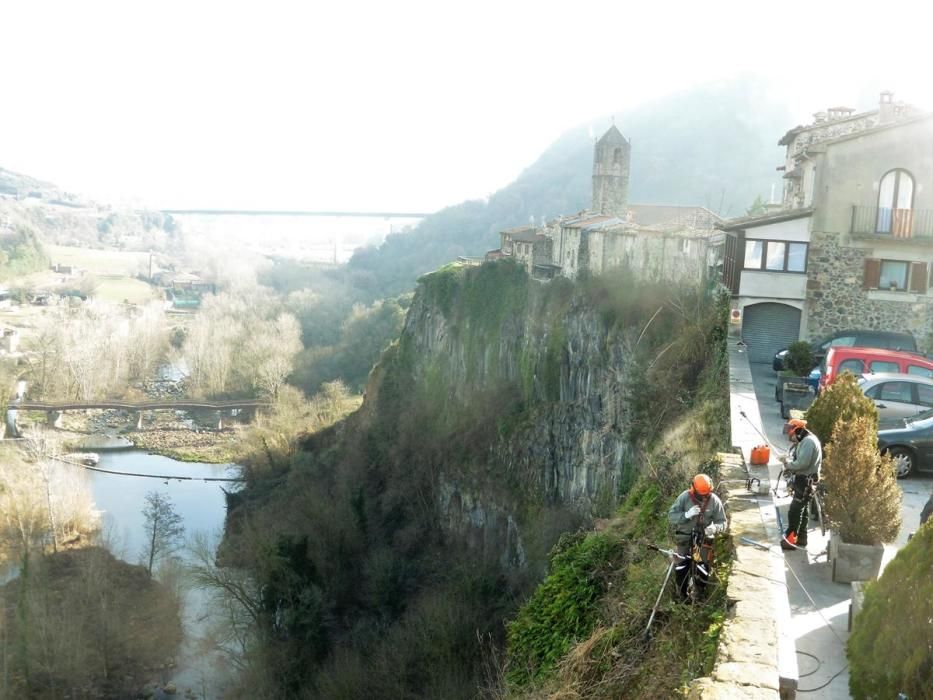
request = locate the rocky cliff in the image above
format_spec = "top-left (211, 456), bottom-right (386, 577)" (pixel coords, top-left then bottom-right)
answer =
top-left (222, 259), bottom-right (723, 697)
top-left (385, 261), bottom-right (634, 570)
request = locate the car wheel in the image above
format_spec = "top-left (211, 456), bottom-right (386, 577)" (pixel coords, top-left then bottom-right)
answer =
top-left (886, 447), bottom-right (915, 478)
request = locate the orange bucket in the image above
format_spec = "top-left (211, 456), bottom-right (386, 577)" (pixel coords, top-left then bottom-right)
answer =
top-left (750, 444), bottom-right (770, 465)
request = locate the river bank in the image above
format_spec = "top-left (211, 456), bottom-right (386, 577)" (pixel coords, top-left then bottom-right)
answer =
top-left (35, 407), bottom-right (245, 464)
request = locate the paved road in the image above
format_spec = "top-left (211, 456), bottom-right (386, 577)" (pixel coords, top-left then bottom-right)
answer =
top-left (748, 362), bottom-right (932, 699)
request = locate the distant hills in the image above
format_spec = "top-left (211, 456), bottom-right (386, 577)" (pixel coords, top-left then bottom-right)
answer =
top-left (2, 78), bottom-right (795, 300)
top-left (348, 78), bottom-right (793, 298)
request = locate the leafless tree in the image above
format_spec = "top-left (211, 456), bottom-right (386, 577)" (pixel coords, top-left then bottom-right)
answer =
top-left (141, 490), bottom-right (184, 577)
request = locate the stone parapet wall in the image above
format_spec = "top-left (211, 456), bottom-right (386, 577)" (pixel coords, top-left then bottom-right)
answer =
top-left (686, 451), bottom-right (781, 699)
top-left (805, 231), bottom-right (933, 344)
top-left (687, 344), bottom-right (794, 699)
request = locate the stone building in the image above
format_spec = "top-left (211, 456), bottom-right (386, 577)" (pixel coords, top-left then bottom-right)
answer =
top-left (592, 124), bottom-right (631, 216)
top-left (486, 125), bottom-right (721, 283)
top-left (499, 226), bottom-right (553, 277)
top-left (720, 92), bottom-right (933, 362)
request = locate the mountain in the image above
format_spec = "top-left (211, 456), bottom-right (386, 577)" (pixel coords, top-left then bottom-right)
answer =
top-left (348, 78), bottom-right (792, 298)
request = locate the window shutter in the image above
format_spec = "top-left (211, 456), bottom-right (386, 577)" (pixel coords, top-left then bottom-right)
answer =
top-left (863, 258), bottom-right (881, 290)
top-left (909, 262), bottom-right (929, 294)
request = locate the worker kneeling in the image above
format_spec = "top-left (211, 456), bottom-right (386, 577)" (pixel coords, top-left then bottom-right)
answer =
top-left (667, 473), bottom-right (727, 602)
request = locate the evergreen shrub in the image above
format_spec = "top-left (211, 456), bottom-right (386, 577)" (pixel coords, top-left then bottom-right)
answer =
top-left (848, 521), bottom-right (932, 699)
top-left (822, 416), bottom-right (901, 545)
top-left (505, 531), bottom-right (625, 686)
top-left (784, 340), bottom-right (815, 376)
top-left (804, 372), bottom-right (877, 445)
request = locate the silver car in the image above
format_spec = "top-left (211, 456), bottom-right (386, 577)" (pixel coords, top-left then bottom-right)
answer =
top-left (858, 373), bottom-right (933, 422)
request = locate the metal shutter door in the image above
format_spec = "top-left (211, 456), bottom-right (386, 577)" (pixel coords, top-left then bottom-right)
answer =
top-left (742, 303), bottom-right (802, 364)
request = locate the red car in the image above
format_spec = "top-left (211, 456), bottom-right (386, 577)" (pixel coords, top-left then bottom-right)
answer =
top-left (819, 346), bottom-right (933, 391)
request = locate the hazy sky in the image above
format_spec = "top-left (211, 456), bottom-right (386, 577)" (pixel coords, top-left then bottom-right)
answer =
top-left (2, 1), bottom-right (931, 212)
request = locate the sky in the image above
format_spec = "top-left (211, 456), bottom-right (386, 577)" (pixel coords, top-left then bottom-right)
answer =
top-left (2, 0), bottom-right (933, 212)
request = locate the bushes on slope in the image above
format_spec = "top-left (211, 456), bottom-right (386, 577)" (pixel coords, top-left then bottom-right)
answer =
top-left (848, 521), bottom-right (932, 698)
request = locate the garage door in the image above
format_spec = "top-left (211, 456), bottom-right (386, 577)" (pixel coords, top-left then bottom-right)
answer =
top-left (742, 303), bottom-right (801, 364)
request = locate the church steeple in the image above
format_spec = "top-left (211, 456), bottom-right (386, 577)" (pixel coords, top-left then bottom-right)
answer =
top-left (592, 124), bottom-right (631, 216)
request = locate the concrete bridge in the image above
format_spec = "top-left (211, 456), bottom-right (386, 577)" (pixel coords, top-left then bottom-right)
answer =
top-left (7, 399), bottom-right (270, 434)
top-left (159, 209), bottom-right (431, 219)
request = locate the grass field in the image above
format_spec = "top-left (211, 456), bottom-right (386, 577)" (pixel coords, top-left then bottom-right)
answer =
top-left (47, 244), bottom-right (151, 277)
top-left (92, 276), bottom-right (159, 304)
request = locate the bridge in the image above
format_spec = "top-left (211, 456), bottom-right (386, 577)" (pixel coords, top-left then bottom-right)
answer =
top-left (8, 399), bottom-right (270, 433)
top-left (159, 209), bottom-right (432, 219)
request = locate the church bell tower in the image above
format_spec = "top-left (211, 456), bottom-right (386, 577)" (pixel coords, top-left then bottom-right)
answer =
top-left (591, 124), bottom-right (631, 217)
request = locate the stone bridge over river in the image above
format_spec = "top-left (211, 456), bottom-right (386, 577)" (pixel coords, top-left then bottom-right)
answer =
top-left (7, 399), bottom-right (270, 434)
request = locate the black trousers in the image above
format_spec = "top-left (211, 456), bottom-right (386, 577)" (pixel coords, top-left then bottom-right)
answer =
top-left (674, 539), bottom-right (712, 600)
top-left (786, 474), bottom-right (815, 545)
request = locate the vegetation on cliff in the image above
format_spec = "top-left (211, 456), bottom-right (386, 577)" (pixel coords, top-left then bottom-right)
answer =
top-left (207, 261), bottom-right (729, 698)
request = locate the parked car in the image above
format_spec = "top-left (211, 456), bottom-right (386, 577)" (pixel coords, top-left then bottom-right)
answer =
top-left (819, 347), bottom-right (933, 391)
top-left (858, 373), bottom-right (933, 422)
top-left (877, 408), bottom-right (933, 477)
top-left (772, 330), bottom-right (917, 372)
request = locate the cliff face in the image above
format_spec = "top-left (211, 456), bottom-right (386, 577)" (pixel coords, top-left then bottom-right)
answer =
top-left (222, 260), bottom-right (724, 697)
top-left (370, 261), bottom-right (635, 570)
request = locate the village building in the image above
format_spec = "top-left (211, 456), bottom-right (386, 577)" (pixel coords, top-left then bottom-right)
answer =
top-left (720, 92), bottom-right (933, 362)
top-left (488, 125), bottom-right (722, 283)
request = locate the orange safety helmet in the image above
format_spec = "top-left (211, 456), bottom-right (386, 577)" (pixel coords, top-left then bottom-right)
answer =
top-left (691, 473), bottom-right (713, 496)
top-left (785, 418), bottom-right (808, 435)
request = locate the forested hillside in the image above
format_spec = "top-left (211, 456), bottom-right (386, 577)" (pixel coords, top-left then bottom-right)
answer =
top-left (347, 78), bottom-right (791, 298)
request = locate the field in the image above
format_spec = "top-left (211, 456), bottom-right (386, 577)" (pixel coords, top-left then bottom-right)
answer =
top-left (91, 276), bottom-right (159, 304)
top-left (46, 244), bottom-right (151, 277)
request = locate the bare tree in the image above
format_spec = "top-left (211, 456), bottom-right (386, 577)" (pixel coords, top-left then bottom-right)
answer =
top-left (141, 491), bottom-right (184, 577)
top-left (187, 531), bottom-right (263, 670)
top-left (21, 427), bottom-right (63, 553)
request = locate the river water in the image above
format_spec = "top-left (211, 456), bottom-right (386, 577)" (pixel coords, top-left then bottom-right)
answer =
top-left (76, 444), bottom-right (240, 697)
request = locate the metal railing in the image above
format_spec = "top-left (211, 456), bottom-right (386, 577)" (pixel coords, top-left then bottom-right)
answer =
top-left (850, 205), bottom-right (933, 238)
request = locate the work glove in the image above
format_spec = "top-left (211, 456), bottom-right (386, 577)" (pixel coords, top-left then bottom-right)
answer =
top-left (779, 454), bottom-right (788, 465)
top-left (705, 524), bottom-right (719, 537)
top-left (684, 505), bottom-right (701, 520)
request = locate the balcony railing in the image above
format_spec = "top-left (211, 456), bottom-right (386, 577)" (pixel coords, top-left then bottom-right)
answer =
top-left (851, 205), bottom-right (933, 238)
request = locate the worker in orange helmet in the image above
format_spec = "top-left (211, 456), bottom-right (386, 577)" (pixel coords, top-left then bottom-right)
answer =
top-left (667, 473), bottom-right (727, 601)
top-left (780, 418), bottom-right (822, 550)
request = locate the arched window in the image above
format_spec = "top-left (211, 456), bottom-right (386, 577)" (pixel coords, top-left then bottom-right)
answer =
top-left (613, 147), bottom-right (622, 164)
top-left (877, 169), bottom-right (914, 235)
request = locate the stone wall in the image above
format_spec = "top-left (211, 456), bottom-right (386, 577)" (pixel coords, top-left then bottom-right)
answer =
top-left (686, 451), bottom-right (782, 699)
top-left (687, 343), bottom-right (792, 699)
top-left (805, 231), bottom-right (933, 344)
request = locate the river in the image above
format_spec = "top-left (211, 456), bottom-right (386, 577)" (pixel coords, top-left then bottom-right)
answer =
top-left (75, 443), bottom-right (239, 697)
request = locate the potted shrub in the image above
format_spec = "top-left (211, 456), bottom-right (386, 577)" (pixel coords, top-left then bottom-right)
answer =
top-left (822, 416), bottom-right (902, 583)
top-left (776, 340), bottom-right (816, 404)
top-left (804, 372), bottom-right (878, 446)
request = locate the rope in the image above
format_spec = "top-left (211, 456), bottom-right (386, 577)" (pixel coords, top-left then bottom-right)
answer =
top-left (57, 456), bottom-right (244, 482)
top-left (752, 537), bottom-right (850, 692)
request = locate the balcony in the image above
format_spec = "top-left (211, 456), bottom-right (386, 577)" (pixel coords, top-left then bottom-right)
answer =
top-left (851, 205), bottom-right (933, 239)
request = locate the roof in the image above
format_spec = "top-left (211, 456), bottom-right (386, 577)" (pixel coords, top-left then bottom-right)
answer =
top-left (504, 229), bottom-right (547, 243)
top-left (817, 112), bottom-right (933, 148)
top-left (627, 205), bottom-right (722, 228)
top-left (778, 109), bottom-right (876, 146)
top-left (561, 214), bottom-right (614, 229)
top-left (717, 207), bottom-right (814, 232)
top-left (501, 225), bottom-right (537, 235)
top-left (858, 372), bottom-right (933, 386)
top-left (778, 105), bottom-right (929, 146)
top-left (596, 124), bottom-right (628, 146)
